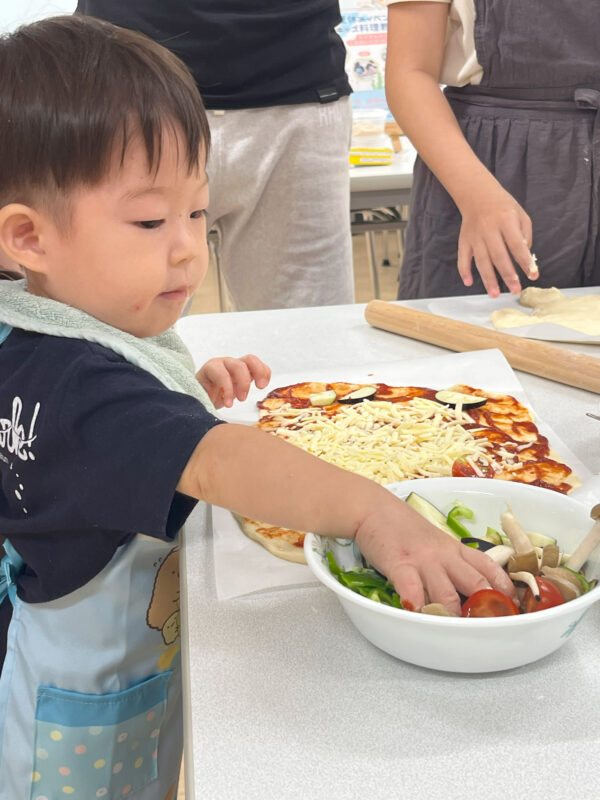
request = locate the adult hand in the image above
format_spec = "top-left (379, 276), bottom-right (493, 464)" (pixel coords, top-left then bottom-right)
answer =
top-left (457, 185), bottom-right (538, 297)
top-left (196, 354), bottom-right (271, 408)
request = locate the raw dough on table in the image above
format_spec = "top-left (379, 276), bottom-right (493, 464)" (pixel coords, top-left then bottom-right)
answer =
top-left (491, 288), bottom-right (600, 335)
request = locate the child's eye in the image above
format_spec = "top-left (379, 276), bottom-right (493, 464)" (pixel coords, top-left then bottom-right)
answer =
top-left (190, 210), bottom-right (207, 220)
top-left (137, 219), bottom-right (164, 229)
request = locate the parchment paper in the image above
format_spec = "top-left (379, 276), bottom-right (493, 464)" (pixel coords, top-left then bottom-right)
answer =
top-left (211, 348), bottom-right (592, 600)
top-left (428, 286), bottom-right (600, 344)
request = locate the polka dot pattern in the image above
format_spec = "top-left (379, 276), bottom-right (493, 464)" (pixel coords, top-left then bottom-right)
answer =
top-left (31, 699), bottom-right (165, 798)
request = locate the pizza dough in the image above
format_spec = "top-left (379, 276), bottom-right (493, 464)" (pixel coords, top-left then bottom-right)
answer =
top-left (518, 286), bottom-right (564, 308)
top-left (234, 381), bottom-right (578, 562)
top-left (233, 514), bottom-right (307, 564)
top-left (491, 287), bottom-right (600, 335)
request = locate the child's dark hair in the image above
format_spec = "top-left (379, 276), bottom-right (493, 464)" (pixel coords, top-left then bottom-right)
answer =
top-left (0, 14), bottom-right (210, 216)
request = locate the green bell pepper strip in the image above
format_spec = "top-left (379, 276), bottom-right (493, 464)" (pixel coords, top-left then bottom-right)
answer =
top-left (446, 503), bottom-right (475, 539)
top-left (326, 551), bottom-right (403, 608)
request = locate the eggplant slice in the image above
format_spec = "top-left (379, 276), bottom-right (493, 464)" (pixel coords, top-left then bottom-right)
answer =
top-left (435, 390), bottom-right (487, 409)
top-left (338, 386), bottom-right (378, 404)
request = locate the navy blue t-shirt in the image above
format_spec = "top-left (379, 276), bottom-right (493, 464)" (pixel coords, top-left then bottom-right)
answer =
top-left (0, 329), bottom-right (223, 667)
top-left (77, 0), bottom-right (351, 109)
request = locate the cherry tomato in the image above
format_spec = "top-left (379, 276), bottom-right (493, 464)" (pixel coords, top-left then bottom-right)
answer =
top-left (523, 577), bottom-right (564, 613)
top-left (461, 589), bottom-right (520, 618)
top-left (452, 460), bottom-right (477, 478)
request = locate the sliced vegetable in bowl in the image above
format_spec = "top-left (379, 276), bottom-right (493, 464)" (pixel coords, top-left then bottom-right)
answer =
top-left (326, 552), bottom-right (403, 609)
top-left (324, 489), bottom-right (597, 618)
top-left (461, 589), bottom-right (520, 617)
top-left (304, 477), bottom-right (600, 673)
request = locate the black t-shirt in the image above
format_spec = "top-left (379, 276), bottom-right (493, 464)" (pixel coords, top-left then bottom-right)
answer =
top-left (76, 0), bottom-right (352, 109)
top-left (0, 329), bottom-right (223, 667)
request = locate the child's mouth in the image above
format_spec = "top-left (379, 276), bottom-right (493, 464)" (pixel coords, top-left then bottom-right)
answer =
top-left (160, 287), bottom-right (188, 302)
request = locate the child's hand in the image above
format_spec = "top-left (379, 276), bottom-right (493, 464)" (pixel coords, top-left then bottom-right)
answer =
top-left (354, 498), bottom-right (517, 616)
top-left (457, 183), bottom-right (538, 298)
top-left (196, 354), bottom-right (271, 409)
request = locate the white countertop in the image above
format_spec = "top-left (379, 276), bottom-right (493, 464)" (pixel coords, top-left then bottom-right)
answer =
top-left (177, 300), bottom-right (600, 800)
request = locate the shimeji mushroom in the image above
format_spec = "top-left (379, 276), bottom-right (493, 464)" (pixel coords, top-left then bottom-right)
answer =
top-left (565, 504), bottom-right (600, 572)
top-left (541, 544), bottom-right (561, 569)
top-left (509, 570), bottom-right (540, 601)
top-left (535, 505), bottom-right (600, 601)
top-left (500, 509), bottom-right (539, 574)
top-left (421, 603), bottom-right (457, 617)
top-left (484, 544), bottom-right (514, 567)
top-left (539, 565), bottom-right (583, 601)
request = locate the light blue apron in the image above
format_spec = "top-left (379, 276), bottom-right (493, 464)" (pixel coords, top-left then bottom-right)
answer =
top-left (0, 296), bottom-right (214, 800)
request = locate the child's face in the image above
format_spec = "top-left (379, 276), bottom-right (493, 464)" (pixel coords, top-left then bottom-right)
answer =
top-left (32, 129), bottom-right (210, 337)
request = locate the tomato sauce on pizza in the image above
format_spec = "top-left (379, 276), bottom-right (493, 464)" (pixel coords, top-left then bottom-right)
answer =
top-left (236, 381), bottom-right (578, 562)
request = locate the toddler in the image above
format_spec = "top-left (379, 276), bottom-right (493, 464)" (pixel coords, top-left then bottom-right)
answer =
top-left (0, 15), bottom-right (513, 800)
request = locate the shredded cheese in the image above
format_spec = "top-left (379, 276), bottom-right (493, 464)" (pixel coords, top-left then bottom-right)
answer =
top-left (259, 397), bottom-right (503, 484)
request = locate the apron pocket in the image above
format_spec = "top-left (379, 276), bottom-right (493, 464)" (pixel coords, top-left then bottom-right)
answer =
top-left (30, 671), bottom-right (172, 800)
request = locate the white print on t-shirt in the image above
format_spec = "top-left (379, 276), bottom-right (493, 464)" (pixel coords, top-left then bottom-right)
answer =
top-left (0, 396), bottom-right (40, 462)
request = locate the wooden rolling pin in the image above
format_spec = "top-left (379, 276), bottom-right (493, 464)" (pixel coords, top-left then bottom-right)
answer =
top-left (365, 300), bottom-right (600, 394)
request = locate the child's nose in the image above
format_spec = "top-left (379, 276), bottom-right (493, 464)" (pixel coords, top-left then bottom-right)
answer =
top-left (171, 221), bottom-right (200, 264)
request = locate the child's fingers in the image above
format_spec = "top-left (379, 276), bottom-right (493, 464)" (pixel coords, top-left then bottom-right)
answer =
top-left (483, 230), bottom-right (521, 294)
top-left (197, 360), bottom-right (235, 408)
top-left (437, 558), bottom-right (491, 605)
top-left (221, 357), bottom-right (254, 402)
top-left (386, 564), bottom-right (425, 613)
top-left (502, 213), bottom-right (538, 280)
top-left (471, 240), bottom-right (500, 298)
top-left (196, 355), bottom-right (271, 408)
top-left (457, 235), bottom-right (474, 287)
top-left (460, 545), bottom-right (518, 600)
top-left (418, 564), bottom-right (463, 616)
top-left (239, 353), bottom-right (271, 389)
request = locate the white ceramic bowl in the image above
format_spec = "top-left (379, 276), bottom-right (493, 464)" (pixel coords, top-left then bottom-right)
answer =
top-left (304, 477), bottom-right (600, 673)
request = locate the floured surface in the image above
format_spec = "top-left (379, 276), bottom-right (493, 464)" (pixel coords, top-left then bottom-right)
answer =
top-left (429, 286), bottom-right (600, 343)
top-left (492, 288), bottom-right (600, 336)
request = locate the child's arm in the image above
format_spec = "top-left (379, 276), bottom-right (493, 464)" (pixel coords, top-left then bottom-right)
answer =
top-left (385, 2), bottom-right (538, 297)
top-left (196, 354), bottom-right (271, 408)
top-left (177, 423), bottom-right (517, 615)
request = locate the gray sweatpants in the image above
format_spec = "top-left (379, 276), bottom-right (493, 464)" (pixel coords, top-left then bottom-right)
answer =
top-left (206, 98), bottom-right (354, 311)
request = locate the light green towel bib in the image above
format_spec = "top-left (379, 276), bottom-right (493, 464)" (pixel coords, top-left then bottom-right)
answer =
top-left (0, 280), bottom-right (214, 409)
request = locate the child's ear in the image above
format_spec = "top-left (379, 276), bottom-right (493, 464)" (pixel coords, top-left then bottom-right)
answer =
top-left (0, 203), bottom-right (50, 274)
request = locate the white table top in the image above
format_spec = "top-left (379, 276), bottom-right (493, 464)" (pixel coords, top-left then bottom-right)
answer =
top-left (176, 300), bottom-right (600, 800)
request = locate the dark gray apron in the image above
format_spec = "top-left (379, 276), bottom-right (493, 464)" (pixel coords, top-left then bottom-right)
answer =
top-left (399, 0), bottom-right (600, 299)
